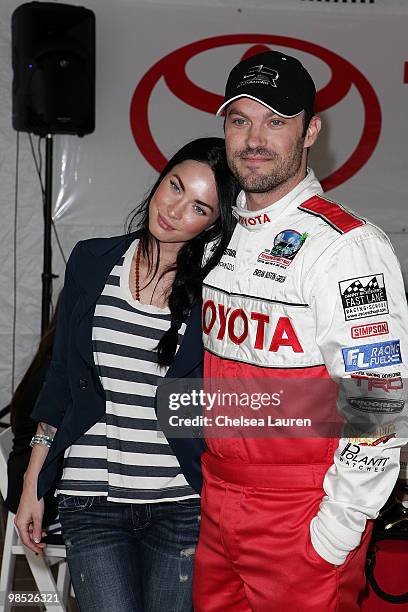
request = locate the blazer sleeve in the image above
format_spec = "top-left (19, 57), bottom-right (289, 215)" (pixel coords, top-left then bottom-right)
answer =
top-left (31, 242), bottom-right (82, 428)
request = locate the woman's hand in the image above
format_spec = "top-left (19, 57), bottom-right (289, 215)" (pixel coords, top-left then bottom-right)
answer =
top-left (15, 479), bottom-right (46, 554)
top-left (14, 421), bottom-right (57, 553)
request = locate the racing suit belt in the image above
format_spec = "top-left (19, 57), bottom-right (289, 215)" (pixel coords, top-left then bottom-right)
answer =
top-left (203, 451), bottom-right (331, 489)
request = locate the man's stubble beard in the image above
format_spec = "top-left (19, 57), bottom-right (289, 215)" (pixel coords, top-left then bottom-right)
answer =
top-left (228, 137), bottom-right (305, 194)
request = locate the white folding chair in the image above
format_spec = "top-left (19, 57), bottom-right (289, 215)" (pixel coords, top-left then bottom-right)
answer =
top-left (0, 427), bottom-right (71, 612)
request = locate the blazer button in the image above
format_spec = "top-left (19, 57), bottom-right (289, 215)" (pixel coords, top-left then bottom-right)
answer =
top-left (78, 378), bottom-right (88, 389)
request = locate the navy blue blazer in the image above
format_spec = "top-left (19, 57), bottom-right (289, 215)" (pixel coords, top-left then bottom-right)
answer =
top-left (32, 231), bottom-right (206, 499)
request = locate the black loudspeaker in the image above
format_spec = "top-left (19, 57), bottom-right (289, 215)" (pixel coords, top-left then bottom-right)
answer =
top-left (12, 2), bottom-right (95, 136)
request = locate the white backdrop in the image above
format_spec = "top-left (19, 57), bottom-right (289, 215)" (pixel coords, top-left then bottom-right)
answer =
top-left (0, 0), bottom-right (407, 409)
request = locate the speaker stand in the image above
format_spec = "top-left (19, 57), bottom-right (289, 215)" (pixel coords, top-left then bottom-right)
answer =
top-left (41, 134), bottom-right (53, 336)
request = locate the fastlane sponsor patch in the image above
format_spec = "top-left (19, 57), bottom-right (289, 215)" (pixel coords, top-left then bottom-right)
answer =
top-left (342, 340), bottom-right (402, 372)
top-left (339, 274), bottom-right (388, 321)
top-left (351, 321), bottom-right (389, 339)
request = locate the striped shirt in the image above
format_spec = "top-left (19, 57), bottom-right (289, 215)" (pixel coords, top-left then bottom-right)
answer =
top-left (56, 238), bottom-right (198, 503)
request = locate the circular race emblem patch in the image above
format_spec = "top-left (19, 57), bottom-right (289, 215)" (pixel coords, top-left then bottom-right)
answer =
top-left (271, 230), bottom-right (307, 259)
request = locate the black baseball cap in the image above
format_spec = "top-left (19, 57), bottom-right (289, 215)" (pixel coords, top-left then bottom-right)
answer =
top-left (217, 50), bottom-right (316, 118)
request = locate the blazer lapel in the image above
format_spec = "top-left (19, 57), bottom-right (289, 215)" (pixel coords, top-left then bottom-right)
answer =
top-left (75, 233), bottom-right (139, 365)
top-left (165, 300), bottom-right (203, 379)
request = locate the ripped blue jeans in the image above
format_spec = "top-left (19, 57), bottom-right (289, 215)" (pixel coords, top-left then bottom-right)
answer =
top-left (58, 495), bottom-right (200, 612)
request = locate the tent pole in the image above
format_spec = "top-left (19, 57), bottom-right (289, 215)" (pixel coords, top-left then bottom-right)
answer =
top-left (41, 133), bottom-right (53, 336)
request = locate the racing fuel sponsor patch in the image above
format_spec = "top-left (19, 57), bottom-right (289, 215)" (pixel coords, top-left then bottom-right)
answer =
top-left (339, 274), bottom-right (388, 321)
top-left (351, 321), bottom-right (389, 339)
top-left (257, 229), bottom-right (308, 269)
top-left (342, 340), bottom-right (402, 372)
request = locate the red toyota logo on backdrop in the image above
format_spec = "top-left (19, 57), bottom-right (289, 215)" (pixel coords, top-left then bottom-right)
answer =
top-left (130, 35), bottom-right (381, 192)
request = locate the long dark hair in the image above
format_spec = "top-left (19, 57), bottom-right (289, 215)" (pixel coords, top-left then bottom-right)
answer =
top-left (127, 137), bottom-right (239, 366)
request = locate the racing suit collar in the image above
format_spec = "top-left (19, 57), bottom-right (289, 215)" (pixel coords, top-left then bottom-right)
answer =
top-left (232, 168), bottom-right (322, 232)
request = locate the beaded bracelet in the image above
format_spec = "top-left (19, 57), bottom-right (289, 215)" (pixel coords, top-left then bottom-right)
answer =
top-left (30, 434), bottom-right (53, 448)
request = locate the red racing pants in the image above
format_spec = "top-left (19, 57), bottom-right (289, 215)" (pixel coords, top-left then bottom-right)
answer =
top-left (193, 452), bottom-right (373, 612)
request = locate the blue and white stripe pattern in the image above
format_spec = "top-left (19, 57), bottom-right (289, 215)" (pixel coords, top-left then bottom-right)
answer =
top-left (57, 239), bottom-right (198, 503)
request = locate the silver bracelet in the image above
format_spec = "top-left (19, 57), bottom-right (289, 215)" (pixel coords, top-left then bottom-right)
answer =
top-left (30, 434), bottom-right (53, 448)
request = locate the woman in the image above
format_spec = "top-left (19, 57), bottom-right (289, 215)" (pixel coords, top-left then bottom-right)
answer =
top-left (15, 137), bottom-right (238, 612)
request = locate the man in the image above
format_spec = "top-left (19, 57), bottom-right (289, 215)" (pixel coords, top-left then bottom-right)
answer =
top-left (193, 51), bottom-right (408, 611)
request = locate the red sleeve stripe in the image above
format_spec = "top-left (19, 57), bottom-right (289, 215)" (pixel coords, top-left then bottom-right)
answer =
top-left (298, 195), bottom-right (366, 234)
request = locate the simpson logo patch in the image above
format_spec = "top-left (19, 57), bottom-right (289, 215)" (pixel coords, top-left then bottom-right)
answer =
top-left (351, 321), bottom-right (389, 339)
top-left (342, 340), bottom-right (402, 372)
top-left (258, 229), bottom-right (308, 269)
top-left (339, 274), bottom-right (388, 321)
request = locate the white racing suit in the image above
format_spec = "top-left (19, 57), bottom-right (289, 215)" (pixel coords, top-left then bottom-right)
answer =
top-left (193, 169), bottom-right (408, 611)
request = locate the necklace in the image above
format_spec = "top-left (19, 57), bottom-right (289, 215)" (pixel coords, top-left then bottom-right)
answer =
top-left (134, 240), bottom-right (142, 301)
